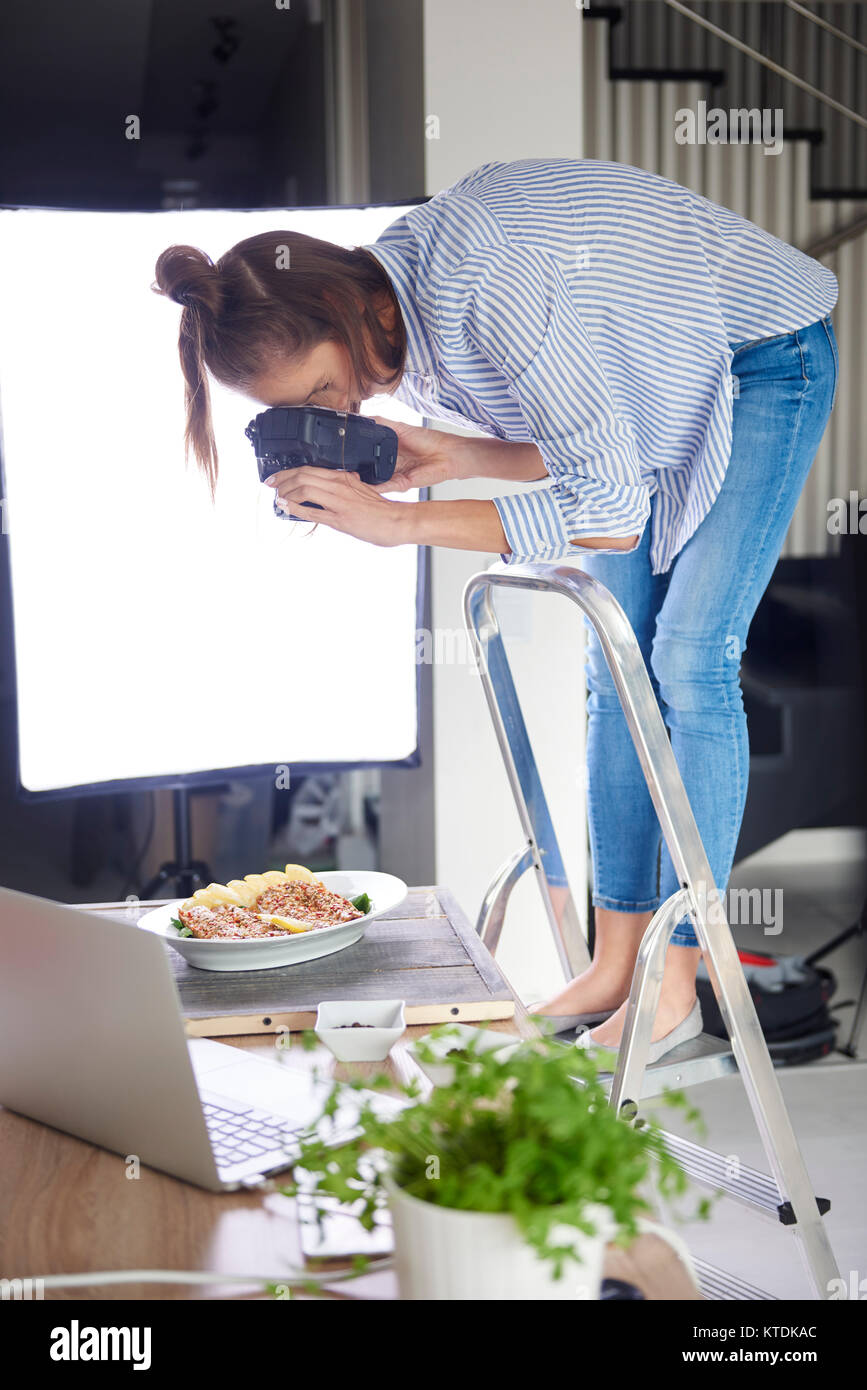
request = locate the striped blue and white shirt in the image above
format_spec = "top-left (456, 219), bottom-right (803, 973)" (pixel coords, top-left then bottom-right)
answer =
top-left (363, 158), bottom-right (837, 573)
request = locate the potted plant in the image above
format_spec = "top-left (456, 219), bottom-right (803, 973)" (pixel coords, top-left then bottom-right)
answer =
top-left (281, 1026), bottom-right (709, 1300)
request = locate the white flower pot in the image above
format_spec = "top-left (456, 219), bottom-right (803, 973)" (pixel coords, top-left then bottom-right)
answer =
top-left (385, 1178), bottom-right (696, 1301)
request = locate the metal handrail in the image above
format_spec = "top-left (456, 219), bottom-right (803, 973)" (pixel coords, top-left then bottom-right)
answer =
top-left (783, 0), bottom-right (867, 60)
top-left (804, 212), bottom-right (867, 262)
top-left (662, 0), bottom-right (867, 131)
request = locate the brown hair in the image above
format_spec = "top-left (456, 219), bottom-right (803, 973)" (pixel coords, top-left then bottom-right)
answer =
top-left (152, 231), bottom-right (406, 494)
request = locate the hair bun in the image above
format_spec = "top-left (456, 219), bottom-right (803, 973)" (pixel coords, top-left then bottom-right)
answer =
top-left (152, 244), bottom-right (221, 316)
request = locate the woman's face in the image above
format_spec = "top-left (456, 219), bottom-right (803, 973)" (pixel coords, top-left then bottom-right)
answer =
top-left (248, 294), bottom-right (401, 414)
top-left (249, 339), bottom-right (381, 415)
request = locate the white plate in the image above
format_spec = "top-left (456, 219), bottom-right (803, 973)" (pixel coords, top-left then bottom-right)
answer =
top-left (137, 870), bottom-right (407, 972)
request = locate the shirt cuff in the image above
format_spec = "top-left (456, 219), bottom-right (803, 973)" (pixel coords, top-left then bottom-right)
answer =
top-left (492, 484), bottom-right (649, 566)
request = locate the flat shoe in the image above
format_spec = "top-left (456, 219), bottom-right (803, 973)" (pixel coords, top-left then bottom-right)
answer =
top-left (574, 1000), bottom-right (703, 1065)
top-left (530, 1008), bottom-right (615, 1036)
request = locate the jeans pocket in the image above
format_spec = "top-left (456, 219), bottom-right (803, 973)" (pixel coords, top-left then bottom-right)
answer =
top-left (794, 326), bottom-right (809, 386)
top-left (731, 330), bottom-right (795, 355)
top-left (821, 315), bottom-right (840, 413)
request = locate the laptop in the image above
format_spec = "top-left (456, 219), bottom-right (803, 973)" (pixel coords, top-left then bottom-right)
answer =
top-left (0, 885), bottom-right (399, 1192)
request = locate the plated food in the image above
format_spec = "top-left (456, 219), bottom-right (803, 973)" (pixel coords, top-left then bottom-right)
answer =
top-left (138, 869), bottom-right (408, 973)
top-left (173, 864), bottom-right (370, 940)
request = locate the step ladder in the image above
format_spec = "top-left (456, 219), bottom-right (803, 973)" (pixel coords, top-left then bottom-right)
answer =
top-left (464, 561), bottom-right (839, 1300)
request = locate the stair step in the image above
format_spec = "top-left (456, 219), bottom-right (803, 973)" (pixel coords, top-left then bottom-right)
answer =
top-left (693, 1258), bottom-right (777, 1301)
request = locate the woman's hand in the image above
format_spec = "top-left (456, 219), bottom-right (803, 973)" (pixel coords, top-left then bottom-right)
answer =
top-left (266, 470), bottom-right (511, 556)
top-left (374, 420), bottom-right (550, 488)
top-left (266, 467), bottom-right (412, 547)
top-left (368, 417), bottom-right (464, 492)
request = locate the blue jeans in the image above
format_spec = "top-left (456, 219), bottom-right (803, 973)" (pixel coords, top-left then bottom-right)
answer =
top-left (580, 315), bottom-right (838, 947)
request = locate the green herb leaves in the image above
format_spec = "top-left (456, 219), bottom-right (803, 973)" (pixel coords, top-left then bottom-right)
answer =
top-left (279, 1025), bottom-right (708, 1280)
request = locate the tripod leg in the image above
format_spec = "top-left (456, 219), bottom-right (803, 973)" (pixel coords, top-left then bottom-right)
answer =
top-left (140, 864), bottom-right (176, 901)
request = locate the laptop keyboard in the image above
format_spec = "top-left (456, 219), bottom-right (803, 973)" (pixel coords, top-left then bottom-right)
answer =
top-left (202, 1096), bottom-right (303, 1176)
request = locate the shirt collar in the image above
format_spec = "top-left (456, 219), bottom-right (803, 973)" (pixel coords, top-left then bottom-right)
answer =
top-left (362, 226), bottom-right (438, 383)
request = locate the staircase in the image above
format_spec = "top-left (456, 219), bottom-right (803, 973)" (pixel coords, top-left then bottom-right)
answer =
top-left (582, 1), bottom-right (867, 560)
top-left (587, 2), bottom-right (865, 198)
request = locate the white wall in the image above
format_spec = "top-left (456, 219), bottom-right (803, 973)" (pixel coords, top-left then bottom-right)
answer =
top-left (422, 0), bottom-right (586, 1003)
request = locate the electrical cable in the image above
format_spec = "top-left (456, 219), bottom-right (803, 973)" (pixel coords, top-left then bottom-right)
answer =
top-left (27, 1259), bottom-right (392, 1294)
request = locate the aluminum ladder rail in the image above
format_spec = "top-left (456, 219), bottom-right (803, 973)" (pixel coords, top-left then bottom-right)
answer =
top-left (463, 561), bottom-right (839, 1300)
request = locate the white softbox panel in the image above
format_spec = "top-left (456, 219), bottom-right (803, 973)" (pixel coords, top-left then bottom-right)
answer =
top-left (0, 205), bottom-right (423, 794)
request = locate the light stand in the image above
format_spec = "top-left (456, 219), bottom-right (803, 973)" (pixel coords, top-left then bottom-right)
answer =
top-left (140, 788), bottom-right (212, 901)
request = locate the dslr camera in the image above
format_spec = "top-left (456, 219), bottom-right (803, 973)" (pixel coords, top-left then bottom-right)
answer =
top-left (245, 405), bottom-right (398, 520)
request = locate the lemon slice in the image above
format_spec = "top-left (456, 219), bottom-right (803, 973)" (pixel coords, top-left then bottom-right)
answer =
top-left (265, 914), bottom-right (314, 934)
top-left (191, 886), bottom-right (230, 909)
top-left (208, 882), bottom-right (246, 907)
top-left (283, 864), bottom-right (318, 884)
top-left (243, 874), bottom-right (271, 894)
top-left (226, 878), bottom-right (258, 908)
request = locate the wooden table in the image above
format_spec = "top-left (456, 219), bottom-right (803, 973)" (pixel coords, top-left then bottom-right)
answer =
top-left (0, 898), bottom-right (701, 1301)
top-left (0, 895), bottom-right (535, 1301)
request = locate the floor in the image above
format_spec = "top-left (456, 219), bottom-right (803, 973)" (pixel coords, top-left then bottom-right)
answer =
top-left (645, 828), bottom-right (867, 1299)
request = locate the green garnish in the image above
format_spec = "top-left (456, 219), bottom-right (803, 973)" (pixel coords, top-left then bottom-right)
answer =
top-left (170, 917), bottom-right (194, 937)
top-left (350, 892), bottom-right (372, 915)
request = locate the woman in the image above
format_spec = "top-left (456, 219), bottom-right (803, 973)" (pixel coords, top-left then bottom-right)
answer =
top-left (155, 158), bottom-right (838, 1062)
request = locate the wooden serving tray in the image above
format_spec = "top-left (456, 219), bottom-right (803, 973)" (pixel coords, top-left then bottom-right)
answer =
top-left (95, 887), bottom-right (516, 1038)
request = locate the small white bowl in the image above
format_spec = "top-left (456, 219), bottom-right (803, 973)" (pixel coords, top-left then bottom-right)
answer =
top-left (408, 1023), bottom-right (520, 1086)
top-left (315, 999), bottom-right (406, 1062)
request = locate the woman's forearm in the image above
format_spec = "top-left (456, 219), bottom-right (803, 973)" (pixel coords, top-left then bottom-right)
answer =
top-left (399, 495), bottom-right (641, 557)
top-left (451, 434), bottom-right (549, 483)
top-left (406, 498), bottom-right (510, 555)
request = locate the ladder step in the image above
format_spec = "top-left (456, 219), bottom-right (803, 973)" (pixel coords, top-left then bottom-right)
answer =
top-left (659, 1130), bottom-right (781, 1217)
top-left (634, 1031), bottom-right (738, 1098)
top-left (656, 1130), bottom-right (831, 1225)
top-left (693, 1258), bottom-right (777, 1301)
top-left (585, 1031), bottom-right (739, 1098)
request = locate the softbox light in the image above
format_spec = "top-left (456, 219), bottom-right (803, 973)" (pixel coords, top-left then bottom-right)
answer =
top-left (0, 204), bottom-right (424, 796)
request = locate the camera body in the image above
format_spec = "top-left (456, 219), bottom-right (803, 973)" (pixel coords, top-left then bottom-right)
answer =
top-left (245, 405), bottom-right (398, 519)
